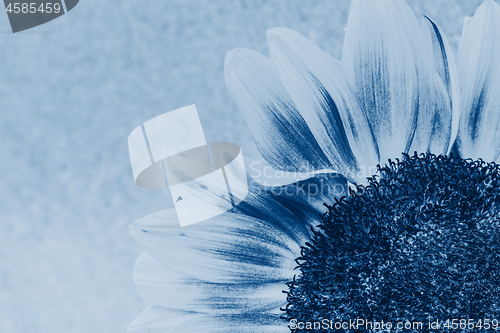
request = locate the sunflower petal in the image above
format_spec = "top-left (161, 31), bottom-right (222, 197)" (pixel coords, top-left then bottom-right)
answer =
top-left (128, 173), bottom-right (337, 284)
top-left (457, 0), bottom-right (500, 161)
top-left (171, 313), bottom-right (289, 333)
top-left (267, 28), bottom-right (378, 181)
top-left (129, 307), bottom-right (288, 333)
top-left (133, 252), bottom-right (286, 313)
top-left (224, 48), bottom-right (331, 172)
top-left (262, 172), bottom-right (349, 215)
top-left (405, 15), bottom-right (455, 156)
top-left (127, 305), bottom-right (198, 333)
top-left (343, 0), bottom-right (425, 161)
top-left (421, 16), bottom-right (460, 154)
top-left (129, 207), bottom-right (301, 284)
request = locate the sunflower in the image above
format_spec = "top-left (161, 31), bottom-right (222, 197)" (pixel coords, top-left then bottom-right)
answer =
top-left (128, 0), bottom-right (500, 332)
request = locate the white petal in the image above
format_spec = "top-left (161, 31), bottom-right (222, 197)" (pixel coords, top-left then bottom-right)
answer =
top-left (224, 48), bottom-right (331, 172)
top-left (127, 305), bottom-right (199, 333)
top-left (172, 314), bottom-right (289, 333)
top-left (129, 207), bottom-right (302, 284)
top-left (405, 15), bottom-right (456, 156)
top-left (420, 16), bottom-right (460, 155)
top-left (411, 74), bottom-right (454, 155)
top-left (267, 28), bottom-right (379, 182)
top-left (343, 0), bottom-right (426, 161)
top-left (129, 172), bottom-right (344, 285)
top-left (240, 178), bottom-right (333, 224)
top-left (134, 252), bottom-right (286, 313)
top-left (457, 0), bottom-right (500, 161)
top-left (129, 307), bottom-right (288, 333)
top-left (129, 173), bottom-right (342, 287)
top-left (261, 172), bottom-right (349, 214)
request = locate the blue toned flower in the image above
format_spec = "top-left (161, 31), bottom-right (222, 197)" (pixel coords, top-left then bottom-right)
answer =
top-left (128, 0), bottom-right (500, 332)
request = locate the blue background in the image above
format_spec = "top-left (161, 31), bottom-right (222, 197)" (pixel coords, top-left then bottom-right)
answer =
top-left (0, 0), bottom-right (486, 332)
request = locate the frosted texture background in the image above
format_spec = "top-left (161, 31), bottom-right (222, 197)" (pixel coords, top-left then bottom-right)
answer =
top-left (0, 0), bottom-right (486, 332)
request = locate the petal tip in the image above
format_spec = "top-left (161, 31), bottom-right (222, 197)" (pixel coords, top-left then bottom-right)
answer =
top-left (225, 47), bottom-right (244, 59)
top-left (422, 14), bottom-right (432, 23)
top-left (224, 49), bottom-right (241, 70)
top-left (128, 222), bottom-right (145, 242)
top-left (476, 0), bottom-right (500, 16)
top-left (266, 27), bottom-right (296, 42)
top-left (225, 47), bottom-right (260, 65)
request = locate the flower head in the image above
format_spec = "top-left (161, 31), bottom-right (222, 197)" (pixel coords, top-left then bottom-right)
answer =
top-left (128, 0), bottom-right (500, 332)
top-left (285, 153), bottom-right (500, 329)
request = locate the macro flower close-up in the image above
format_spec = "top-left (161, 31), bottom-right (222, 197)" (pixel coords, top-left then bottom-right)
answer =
top-left (127, 0), bottom-right (500, 332)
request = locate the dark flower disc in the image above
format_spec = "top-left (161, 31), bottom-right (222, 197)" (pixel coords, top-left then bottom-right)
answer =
top-left (284, 153), bottom-right (500, 332)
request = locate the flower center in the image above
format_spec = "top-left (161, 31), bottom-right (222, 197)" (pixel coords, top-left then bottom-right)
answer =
top-left (284, 153), bottom-right (500, 332)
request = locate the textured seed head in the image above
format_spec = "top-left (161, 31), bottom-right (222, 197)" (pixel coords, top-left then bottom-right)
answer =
top-left (284, 153), bottom-right (500, 332)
